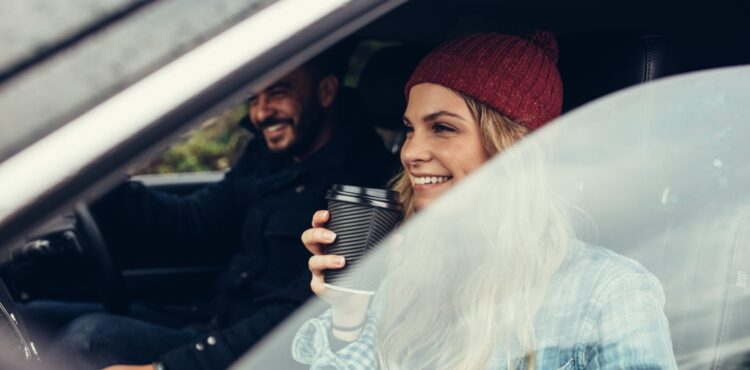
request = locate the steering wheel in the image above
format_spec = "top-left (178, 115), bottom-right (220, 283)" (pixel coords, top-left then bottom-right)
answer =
top-left (74, 203), bottom-right (130, 315)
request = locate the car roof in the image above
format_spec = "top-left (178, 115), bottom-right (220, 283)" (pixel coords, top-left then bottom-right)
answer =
top-left (356, 0), bottom-right (750, 71)
top-left (0, 0), bottom-right (280, 165)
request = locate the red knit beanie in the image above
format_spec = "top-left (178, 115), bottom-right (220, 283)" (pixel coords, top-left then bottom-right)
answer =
top-left (404, 32), bottom-right (563, 131)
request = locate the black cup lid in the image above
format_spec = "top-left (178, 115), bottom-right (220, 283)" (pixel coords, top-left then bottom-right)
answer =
top-left (326, 184), bottom-right (402, 211)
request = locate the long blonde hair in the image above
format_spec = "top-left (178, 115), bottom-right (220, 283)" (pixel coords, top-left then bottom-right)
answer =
top-left (378, 93), bottom-right (570, 369)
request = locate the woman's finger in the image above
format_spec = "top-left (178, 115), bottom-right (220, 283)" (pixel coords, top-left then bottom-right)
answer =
top-left (311, 210), bottom-right (330, 228)
top-left (309, 255), bottom-right (344, 297)
top-left (309, 256), bottom-right (324, 278)
top-left (310, 272), bottom-right (326, 296)
top-left (301, 227), bottom-right (337, 255)
top-left (308, 254), bottom-right (345, 272)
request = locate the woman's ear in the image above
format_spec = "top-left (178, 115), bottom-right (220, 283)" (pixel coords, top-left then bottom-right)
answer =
top-left (317, 75), bottom-right (339, 108)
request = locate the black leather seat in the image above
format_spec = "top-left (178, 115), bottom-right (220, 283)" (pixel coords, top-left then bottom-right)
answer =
top-left (356, 44), bottom-right (432, 153)
top-left (557, 30), bottom-right (680, 112)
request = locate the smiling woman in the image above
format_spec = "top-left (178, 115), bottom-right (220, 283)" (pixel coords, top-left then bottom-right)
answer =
top-left (294, 32), bottom-right (676, 370)
top-left (397, 84), bottom-right (491, 214)
top-left (395, 84), bottom-right (533, 215)
top-left (390, 32), bottom-right (561, 216)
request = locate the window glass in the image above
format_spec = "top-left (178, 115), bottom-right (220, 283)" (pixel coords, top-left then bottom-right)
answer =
top-left (134, 38), bottom-right (395, 175)
top-left (129, 104), bottom-right (251, 175)
top-left (239, 66), bottom-right (750, 369)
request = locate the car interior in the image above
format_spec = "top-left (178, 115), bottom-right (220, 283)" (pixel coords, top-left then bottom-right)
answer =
top-left (1, 0), bottom-right (749, 367)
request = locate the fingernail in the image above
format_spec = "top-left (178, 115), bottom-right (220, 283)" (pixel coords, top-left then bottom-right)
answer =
top-left (324, 230), bottom-right (336, 242)
top-left (335, 256), bottom-right (345, 266)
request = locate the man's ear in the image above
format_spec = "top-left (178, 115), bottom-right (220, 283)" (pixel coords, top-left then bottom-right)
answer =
top-left (316, 75), bottom-right (339, 108)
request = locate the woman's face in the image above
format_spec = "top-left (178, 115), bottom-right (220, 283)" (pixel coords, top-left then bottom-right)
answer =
top-left (401, 83), bottom-right (490, 211)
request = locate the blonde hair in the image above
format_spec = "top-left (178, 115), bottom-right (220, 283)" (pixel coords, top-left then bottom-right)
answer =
top-left (378, 93), bottom-right (569, 369)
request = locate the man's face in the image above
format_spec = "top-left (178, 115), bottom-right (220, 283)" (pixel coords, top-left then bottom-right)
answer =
top-left (247, 68), bottom-right (323, 154)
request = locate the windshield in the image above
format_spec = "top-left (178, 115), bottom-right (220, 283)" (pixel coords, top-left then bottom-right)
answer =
top-left (237, 66), bottom-right (750, 369)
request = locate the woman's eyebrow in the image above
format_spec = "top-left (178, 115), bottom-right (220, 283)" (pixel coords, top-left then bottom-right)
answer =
top-left (423, 111), bottom-right (468, 122)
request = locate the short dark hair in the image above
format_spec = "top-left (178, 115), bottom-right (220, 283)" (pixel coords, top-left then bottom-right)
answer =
top-left (303, 40), bottom-right (356, 81)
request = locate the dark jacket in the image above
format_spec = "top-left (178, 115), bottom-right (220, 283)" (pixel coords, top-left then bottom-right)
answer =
top-left (95, 108), bottom-right (395, 369)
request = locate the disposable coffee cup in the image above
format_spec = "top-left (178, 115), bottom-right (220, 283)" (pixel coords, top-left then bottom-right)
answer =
top-left (323, 184), bottom-right (402, 295)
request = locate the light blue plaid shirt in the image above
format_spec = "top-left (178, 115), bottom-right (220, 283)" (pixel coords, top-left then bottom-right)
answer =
top-left (292, 241), bottom-right (677, 369)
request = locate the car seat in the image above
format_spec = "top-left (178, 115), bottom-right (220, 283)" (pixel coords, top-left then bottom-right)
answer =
top-left (355, 43), bottom-right (432, 154)
top-left (557, 30), bottom-right (680, 112)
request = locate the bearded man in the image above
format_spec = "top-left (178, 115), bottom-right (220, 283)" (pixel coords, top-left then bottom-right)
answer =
top-left (23, 50), bottom-right (393, 370)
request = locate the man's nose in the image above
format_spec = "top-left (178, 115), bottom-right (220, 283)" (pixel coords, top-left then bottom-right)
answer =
top-left (252, 94), bottom-right (275, 123)
top-left (400, 131), bottom-right (432, 166)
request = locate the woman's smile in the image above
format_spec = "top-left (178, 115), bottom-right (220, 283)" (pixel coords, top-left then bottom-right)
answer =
top-left (410, 174), bottom-right (453, 191)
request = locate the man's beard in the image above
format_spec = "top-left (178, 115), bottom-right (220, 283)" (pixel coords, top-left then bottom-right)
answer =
top-left (256, 107), bottom-right (324, 157)
top-left (256, 117), bottom-right (294, 131)
top-left (288, 107), bottom-right (324, 157)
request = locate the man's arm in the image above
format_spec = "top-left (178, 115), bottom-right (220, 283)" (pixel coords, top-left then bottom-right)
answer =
top-left (92, 139), bottom-right (264, 253)
top-left (93, 178), bottom-right (241, 252)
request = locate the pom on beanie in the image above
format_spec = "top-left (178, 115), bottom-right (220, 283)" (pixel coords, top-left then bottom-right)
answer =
top-left (404, 31), bottom-right (563, 131)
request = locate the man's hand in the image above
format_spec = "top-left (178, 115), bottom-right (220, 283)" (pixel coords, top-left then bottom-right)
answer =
top-left (101, 365), bottom-right (155, 370)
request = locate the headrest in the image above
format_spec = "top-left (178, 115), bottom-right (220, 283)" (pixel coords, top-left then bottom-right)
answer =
top-left (557, 30), bottom-right (680, 112)
top-left (357, 44), bottom-right (432, 130)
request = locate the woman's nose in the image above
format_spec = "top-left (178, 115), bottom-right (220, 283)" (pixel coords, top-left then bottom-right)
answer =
top-left (400, 131), bottom-right (432, 165)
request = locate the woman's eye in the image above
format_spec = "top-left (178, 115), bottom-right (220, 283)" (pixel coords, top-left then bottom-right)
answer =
top-left (432, 123), bottom-right (455, 133)
top-left (403, 122), bottom-right (414, 132)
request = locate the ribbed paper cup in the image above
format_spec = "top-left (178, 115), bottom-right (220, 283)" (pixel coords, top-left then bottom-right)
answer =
top-left (323, 185), bottom-right (402, 295)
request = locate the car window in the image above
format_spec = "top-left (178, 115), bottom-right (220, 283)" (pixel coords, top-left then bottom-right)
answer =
top-left (128, 39), bottom-right (393, 176)
top-left (0, 0), bottom-right (364, 247)
top-left (237, 66), bottom-right (750, 369)
top-left (132, 38), bottom-right (403, 176)
top-left (128, 103), bottom-right (251, 175)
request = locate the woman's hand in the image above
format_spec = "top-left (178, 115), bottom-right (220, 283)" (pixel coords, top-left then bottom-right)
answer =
top-left (301, 210), bottom-right (342, 298)
top-left (301, 211), bottom-right (371, 334)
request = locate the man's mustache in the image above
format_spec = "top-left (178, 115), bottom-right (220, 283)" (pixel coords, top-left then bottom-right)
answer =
top-left (256, 117), bottom-right (294, 130)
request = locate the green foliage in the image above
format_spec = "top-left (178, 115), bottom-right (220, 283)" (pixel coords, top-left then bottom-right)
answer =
top-left (133, 103), bottom-right (252, 175)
